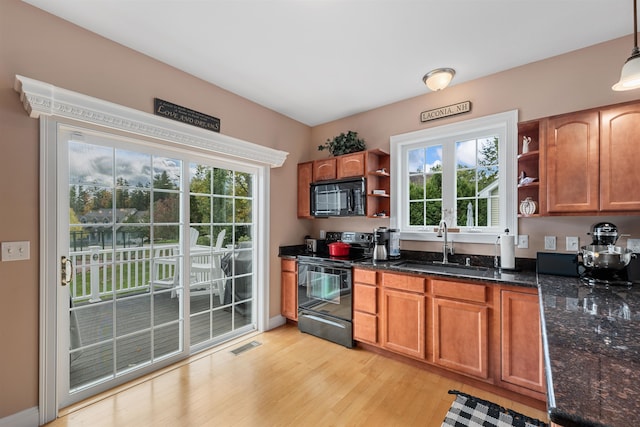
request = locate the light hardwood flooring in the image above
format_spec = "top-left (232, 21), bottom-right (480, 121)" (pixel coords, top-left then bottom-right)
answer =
top-left (47, 323), bottom-right (549, 426)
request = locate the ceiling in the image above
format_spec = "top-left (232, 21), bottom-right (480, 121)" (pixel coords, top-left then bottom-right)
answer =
top-left (23, 0), bottom-right (634, 126)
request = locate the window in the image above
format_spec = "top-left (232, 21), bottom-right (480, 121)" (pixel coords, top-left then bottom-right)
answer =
top-left (391, 110), bottom-right (518, 244)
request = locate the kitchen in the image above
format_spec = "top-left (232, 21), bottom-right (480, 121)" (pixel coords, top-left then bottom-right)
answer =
top-left (2, 1), bottom-right (640, 426)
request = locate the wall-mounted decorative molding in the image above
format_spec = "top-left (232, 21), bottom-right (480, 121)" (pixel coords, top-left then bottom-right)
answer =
top-left (14, 75), bottom-right (288, 168)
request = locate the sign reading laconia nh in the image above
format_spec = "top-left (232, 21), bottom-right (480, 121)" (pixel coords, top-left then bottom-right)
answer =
top-left (420, 101), bottom-right (472, 122)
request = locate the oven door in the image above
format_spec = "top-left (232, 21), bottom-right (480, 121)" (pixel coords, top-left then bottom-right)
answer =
top-left (298, 262), bottom-right (352, 321)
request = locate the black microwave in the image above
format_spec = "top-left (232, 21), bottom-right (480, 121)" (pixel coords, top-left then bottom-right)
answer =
top-left (310, 177), bottom-right (366, 217)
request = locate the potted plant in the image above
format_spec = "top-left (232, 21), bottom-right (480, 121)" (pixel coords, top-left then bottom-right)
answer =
top-left (318, 130), bottom-right (366, 156)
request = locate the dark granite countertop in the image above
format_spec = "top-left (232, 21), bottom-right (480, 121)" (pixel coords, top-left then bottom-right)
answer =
top-left (538, 274), bottom-right (640, 427)
top-left (354, 259), bottom-right (538, 288)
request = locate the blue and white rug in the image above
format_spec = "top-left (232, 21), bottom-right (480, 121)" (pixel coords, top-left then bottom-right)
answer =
top-left (442, 390), bottom-right (548, 427)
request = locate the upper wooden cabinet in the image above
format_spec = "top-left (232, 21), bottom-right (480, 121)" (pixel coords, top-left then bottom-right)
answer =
top-left (298, 149), bottom-right (391, 218)
top-left (544, 111), bottom-right (600, 213)
top-left (297, 162), bottom-right (313, 218)
top-left (337, 151), bottom-right (366, 178)
top-left (517, 120), bottom-right (543, 216)
top-left (599, 103), bottom-right (640, 212)
top-left (312, 158), bottom-right (337, 181)
top-left (541, 100), bottom-right (640, 215)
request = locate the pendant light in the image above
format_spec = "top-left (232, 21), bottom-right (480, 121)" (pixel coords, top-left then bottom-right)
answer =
top-left (423, 68), bottom-right (456, 91)
top-left (613, 0), bottom-right (640, 91)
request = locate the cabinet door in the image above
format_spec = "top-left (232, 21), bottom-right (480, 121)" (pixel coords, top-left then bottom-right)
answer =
top-left (337, 151), bottom-right (366, 178)
top-left (600, 103), bottom-right (640, 211)
top-left (297, 162), bottom-right (313, 218)
top-left (381, 288), bottom-right (425, 359)
top-left (313, 158), bottom-right (337, 181)
top-left (281, 260), bottom-right (297, 321)
top-left (432, 298), bottom-right (488, 379)
top-left (500, 290), bottom-right (545, 394)
top-left (545, 111), bottom-right (599, 213)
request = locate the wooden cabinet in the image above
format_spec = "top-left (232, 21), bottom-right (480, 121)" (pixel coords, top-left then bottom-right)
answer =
top-left (599, 103), bottom-right (640, 211)
top-left (545, 110), bottom-right (600, 213)
top-left (312, 158), bottom-right (337, 181)
top-left (500, 288), bottom-right (545, 397)
top-left (543, 102), bottom-right (640, 214)
top-left (365, 149), bottom-right (390, 218)
top-left (517, 120), bottom-right (543, 216)
top-left (280, 259), bottom-right (297, 321)
top-left (297, 149), bottom-right (391, 218)
top-left (380, 273), bottom-right (426, 359)
top-left (431, 279), bottom-right (489, 379)
top-left (297, 162), bottom-right (313, 218)
top-left (337, 151), bottom-right (366, 178)
top-left (353, 268), bottom-right (378, 344)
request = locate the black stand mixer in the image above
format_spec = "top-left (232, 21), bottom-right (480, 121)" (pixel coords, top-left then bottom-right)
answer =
top-left (579, 222), bottom-right (636, 286)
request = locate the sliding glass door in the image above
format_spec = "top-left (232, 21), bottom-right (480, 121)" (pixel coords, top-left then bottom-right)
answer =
top-left (58, 124), bottom-right (257, 406)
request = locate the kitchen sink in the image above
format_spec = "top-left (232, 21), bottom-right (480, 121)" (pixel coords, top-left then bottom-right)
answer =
top-left (390, 260), bottom-right (494, 278)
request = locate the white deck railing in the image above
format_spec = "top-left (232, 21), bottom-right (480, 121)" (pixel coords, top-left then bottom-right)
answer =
top-left (69, 244), bottom-right (178, 303)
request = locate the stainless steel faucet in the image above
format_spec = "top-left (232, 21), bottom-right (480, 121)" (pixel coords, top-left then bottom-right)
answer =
top-left (436, 220), bottom-right (453, 264)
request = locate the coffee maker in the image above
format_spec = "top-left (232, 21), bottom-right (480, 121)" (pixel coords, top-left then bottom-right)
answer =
top-left (373, 227), bottom-right (389, 262)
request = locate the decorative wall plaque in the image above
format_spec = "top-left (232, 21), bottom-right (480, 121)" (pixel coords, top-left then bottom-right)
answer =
top-left (154, 98), bottom-right (220, 133)
top-left (420, 101), bottom-right (472, 123)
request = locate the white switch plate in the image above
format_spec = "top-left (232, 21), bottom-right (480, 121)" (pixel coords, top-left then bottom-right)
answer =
top-left (517, 235), bottom-right (529, 249)
top-left (565, 236), bottom-right (579, 251)
top-left (1, 241), bottom-right (30, 261)
top-left (544, 236), bottom-right (557, 251)
top-left (628, 238), bottom-right (640, 253)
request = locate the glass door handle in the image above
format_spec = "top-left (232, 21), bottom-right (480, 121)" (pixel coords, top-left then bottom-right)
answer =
top-left (61, 256), bottom-right (73, 286)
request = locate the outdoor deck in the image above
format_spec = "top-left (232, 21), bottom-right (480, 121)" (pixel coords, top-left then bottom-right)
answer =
top-left (70, 291), bottom-right (252, 390)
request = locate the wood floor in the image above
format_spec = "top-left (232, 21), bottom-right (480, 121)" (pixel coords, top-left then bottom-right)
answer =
top-left (47, 323), bottom-right (549, 427)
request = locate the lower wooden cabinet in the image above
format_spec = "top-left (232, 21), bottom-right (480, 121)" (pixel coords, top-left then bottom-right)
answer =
top-left (351, 269), bottom-right (545, 402)
top-left (280, 259), bottom-right (297, 320)
top-left (353, 268), bottom-right (378, 344)
top-left (380, 287), bottom-right (426, 359)
top-left (432, 296), bottom-right (489, 379)
top-left (500, 288), bottom-right (545, 395)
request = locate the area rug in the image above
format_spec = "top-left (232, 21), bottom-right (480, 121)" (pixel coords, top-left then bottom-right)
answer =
top-left (442, 390), bottom-right (548, 427)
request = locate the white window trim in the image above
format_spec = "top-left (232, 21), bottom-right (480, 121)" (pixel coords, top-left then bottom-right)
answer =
top-left (14, 75), bottom-right (288, 424)
top-left (390, 110), bottom-right (518, 244)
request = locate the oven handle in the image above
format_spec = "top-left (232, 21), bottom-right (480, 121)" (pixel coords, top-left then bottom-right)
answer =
top-left (301, 314), bottom-right (347, 329)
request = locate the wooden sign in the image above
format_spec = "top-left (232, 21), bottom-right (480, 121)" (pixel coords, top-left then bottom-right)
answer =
top-left (154, 98), bottom-right (220, 133)
top-left (420, 101), bottom-right (472, 123)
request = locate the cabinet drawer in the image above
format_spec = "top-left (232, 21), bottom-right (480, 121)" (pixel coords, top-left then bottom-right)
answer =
top-left (431, 279), bottom-right (486, 303)
top-left (382, 272), bottom-right (425, 293)
top-left (354, 283), bottom-right (377, 314)
top-left (354, 311), bottom-right (377, 344)
top-left (354, 268), bottom-right (376, 285)
top-left (281, 259), bottom-right (296, 272)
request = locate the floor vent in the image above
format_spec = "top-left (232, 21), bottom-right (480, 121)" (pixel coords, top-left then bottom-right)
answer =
top-left (230, 340), bottom-right (261, 356)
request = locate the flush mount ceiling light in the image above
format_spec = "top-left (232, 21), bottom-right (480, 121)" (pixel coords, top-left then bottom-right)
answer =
top-left (613, 0), bottom-right (640, 91)
top-left (423, 68), bottom-right (456, 91)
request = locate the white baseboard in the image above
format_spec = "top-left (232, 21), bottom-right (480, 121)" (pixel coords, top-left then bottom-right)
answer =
top-left (267, 314), bottom-right (287, 330)
top-left (0, 407), bottom-right (39, 427)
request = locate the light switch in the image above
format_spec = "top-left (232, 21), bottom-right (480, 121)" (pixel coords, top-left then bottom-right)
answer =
top-left (1, 241), bottom-right (30, 261)
top-left (544, 236), bottom-right (556, 251)
top-left (517, 235), bottom-right (529, 249)
top-left (566, 237), bottom-right (579, 251)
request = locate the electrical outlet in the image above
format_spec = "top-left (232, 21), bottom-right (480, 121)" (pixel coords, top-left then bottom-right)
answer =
top-left (544, 236), bottom-right (557, 251)
top-left (1, 241), bottom-right (30, 261)
top-left (628, 238), bottom-right (640, 253)
top-left (566, 236), bottom-right (579, 252)
top-left (517, 235), bottom-right (529, 249)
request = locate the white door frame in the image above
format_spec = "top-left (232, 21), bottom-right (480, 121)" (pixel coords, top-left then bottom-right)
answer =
top-left (15, 75), bottom-right (287, 424)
